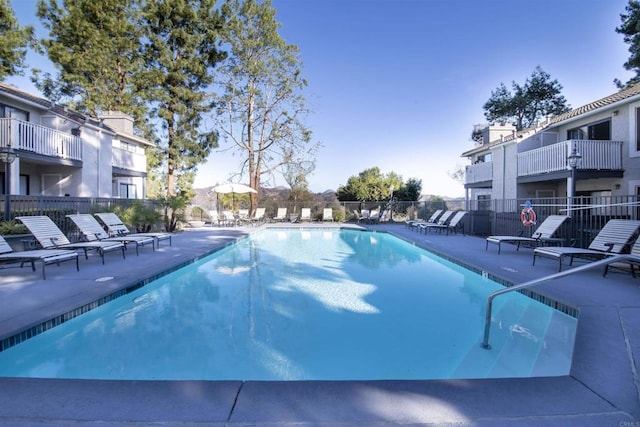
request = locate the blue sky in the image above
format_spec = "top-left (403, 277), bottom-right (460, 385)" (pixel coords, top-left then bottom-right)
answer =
top-left (7, 0), bottom-right (636, 196)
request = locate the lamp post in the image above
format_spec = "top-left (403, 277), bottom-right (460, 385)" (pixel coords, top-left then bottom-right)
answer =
top-left (0, 146), bottom-right (18, 221)
top-left (567, 145), bottom-right (582, 218)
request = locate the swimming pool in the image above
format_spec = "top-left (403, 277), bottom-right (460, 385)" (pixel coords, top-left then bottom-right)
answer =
top-left (0, 228), bottom-right (576, 380)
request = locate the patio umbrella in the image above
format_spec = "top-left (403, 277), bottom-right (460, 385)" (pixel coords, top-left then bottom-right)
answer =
top-left (212, 183), bottom-right (257, 209)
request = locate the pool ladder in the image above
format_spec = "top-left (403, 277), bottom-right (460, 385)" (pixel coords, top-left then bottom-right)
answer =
top-left (482, 254), bottom-right (638, 349)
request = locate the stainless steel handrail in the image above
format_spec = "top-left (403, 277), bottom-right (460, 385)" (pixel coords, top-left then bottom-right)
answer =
top-left (482, 254), bottom-right (638, 349)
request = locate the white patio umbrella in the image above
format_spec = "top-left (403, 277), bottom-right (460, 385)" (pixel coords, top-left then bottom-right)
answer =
top-left (212, 183), bottom-right (257, 195)
top-left (212, 183), bottom-right (257, 209)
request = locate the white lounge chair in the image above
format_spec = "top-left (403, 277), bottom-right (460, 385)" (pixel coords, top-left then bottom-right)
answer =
top-left (533, 219), bottom-right (640, 271)
top-left (300, 208), bottom-right (312, 222)
top-left (409, 209), bottom-right (443, 230)
top-left (208, 210), bottom-right (222, 227)
top-left (417, 210), bottom-right (453, 233)
top-left (356, 209), bottom-right (370, 223)
top-left (221, 210), bottom-right (238, 226)
top-left (94, 212), bottom-right (172, 247)
top-left (250, 207), bottom-right (266, 224)
top-left (0, 235), bottom-right (79, 279)
top-left (272, 208), bottom-right (287, 222)
top-left (322, 208), bottom-right (333, 222)
top-left (67, 214), bottom-right (155, 255)
top-left (420, 211), bottom-right (468, 235)
top-left (486, 215), bottom-right (569, 254)
top-left (17, 215), bottom-right (126, 264)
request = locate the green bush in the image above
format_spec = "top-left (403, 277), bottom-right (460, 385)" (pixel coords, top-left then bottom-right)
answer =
top-left (0, 220), bottom-right (28, 235)
top-left (110, 202), bottom-right (163, 233)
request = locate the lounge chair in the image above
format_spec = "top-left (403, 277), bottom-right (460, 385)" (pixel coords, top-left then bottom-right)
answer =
top-left (409, 209), bottom-right (443, 231)
top-left (0, 235), bottom-right (79, 279)
top-left (17, 215), bottom-right (125, 264)
top-left (300, 208), bottom-right (312, 222)
top-left (486, 215), bottom-right (569, 254)
top-left (423, 211), bottom-right (468, 235)
top-left (220, 210), bottom-right (238, 226)
top-left (94, 212), bottom-right (173, 247)
top-left (67, 214), bottom-right (155, 255)
top-left (237, 209), bottom-right (250, 223)
top-left (250, 207), bottom-right (266, 225)
top-left (417, 210), bottom-right (453, 234)
top-left (322, 208), bottom-right (333, 222)
top-left (208, 210), bottom-right (221, 227)
top-left (356, 209), bottom-right (370, 223)
top-left (367, 208), bottom-right (382, 223)
top-left (272, 208), bottom-right (287, 222)
top-left (603, 238), bottom-right (640, 277)
top-left (533, 219), bottom-right (640, 271)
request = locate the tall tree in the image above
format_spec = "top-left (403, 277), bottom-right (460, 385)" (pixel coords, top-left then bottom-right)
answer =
top-left (0, 0), bottom-right (34, 80)
top-left (35, 0), bottom-right (145, 118)
top-left (336, 167), bottom-right (403, 202)
top-left (616, 0), bottom-right (640, 87)
top-left (283, 157), bottom-right (315, 213)
top-left (483, 66), bottom-right (570, 130)
top-left (395, 177), bottom-right (422, 201)
top-left (214, 0), bottom-right (318, 210)
top-left (138, 0), bottom-right (226, 201)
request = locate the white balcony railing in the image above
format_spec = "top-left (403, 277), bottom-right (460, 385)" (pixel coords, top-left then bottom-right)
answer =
top-left (517, 139), bottom-right (623, 177)
top-left (465, 161), bottom-right (493, 185)
top-left (0, 118), bottom-right (82, 161)
top-left (112, 146), bottom-right (146, 172)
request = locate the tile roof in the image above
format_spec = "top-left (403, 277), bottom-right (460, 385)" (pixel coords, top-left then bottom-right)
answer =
top-left (549, 82), bottom-right (640, 124)
top-left (480, 83), bottom-right (640, 149)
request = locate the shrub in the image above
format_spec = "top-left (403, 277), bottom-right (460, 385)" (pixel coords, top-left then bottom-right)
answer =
top-left (0, 220), bottom-right (28, 235)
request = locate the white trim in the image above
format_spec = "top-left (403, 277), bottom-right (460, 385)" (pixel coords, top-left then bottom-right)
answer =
top-left (628, 102), bottom-right (640, 158)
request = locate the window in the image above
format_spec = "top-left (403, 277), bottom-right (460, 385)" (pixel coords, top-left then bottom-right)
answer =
top-left (588, 120), bottom-right (610, 140)
top-left (0, 104), bottom-right (29, 121)
top-left (567, 128), bottom-right (585, 140)
top-left (636, 108), bottom-right (640, 151)
top-left (119, 183), bottom-right (137, 199)
top-left (477, 195), bottom-right (491, 211)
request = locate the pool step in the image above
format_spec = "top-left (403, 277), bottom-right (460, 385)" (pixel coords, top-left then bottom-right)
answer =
top-left (452, 297), bottom-right (528, 378)
top-left (488, 303), bottom-right (552, 378)
top-left (530, 310), bottom-right (576, 377)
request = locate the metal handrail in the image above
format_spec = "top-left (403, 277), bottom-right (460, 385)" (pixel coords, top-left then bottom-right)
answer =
top-left (482, 254), bottom-right (639, 349)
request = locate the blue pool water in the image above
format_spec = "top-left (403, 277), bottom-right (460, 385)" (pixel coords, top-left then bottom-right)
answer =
top-left (0, 228), bottom-right (576, 380)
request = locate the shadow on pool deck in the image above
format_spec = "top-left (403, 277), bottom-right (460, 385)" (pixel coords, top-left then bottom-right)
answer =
top-left (0, 222), bottom-right (638, 425)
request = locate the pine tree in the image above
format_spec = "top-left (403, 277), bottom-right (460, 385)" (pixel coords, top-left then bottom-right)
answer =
top-left (616, 0), bottom-right (640, 87)
top-left (36, 0), bottom-right (144, 118)
top-left (0, 0), bottom-right (34, 80)
top-left (138, 0), bottom-right (226, 198)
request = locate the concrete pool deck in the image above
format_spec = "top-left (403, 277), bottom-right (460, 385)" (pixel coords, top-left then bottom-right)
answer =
top-left (0, 222), bottom-right (638, 425)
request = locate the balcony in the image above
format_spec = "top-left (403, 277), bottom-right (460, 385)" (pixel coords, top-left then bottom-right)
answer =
top-left (0, 118), bottom-right (82, 161)
top-left (518, 139), bottom-right (623, 178)
top-left (112, 146), bottom-right (146, 172)
top-left (465, 161), bottom-right (493, 186)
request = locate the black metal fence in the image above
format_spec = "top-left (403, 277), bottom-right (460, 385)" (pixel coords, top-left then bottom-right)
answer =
top-left (3, 194), bottom-right (639, 250)
top-left (0, 195), bottom-right (162, 235)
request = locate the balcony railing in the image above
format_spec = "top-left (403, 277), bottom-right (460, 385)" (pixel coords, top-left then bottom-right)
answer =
top-left (517, 139), bottom-right (623, 177)
top-left (465, 161), bottom-right (493, 185)
top-left (0, 118), bottom-right (82, 161)
top-left (112, 146), bottom-right (146, 172)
